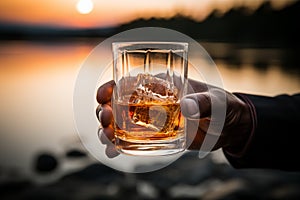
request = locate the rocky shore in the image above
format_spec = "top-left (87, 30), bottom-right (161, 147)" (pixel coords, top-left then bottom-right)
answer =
top-left (1, 151), bottom-right (300, 199)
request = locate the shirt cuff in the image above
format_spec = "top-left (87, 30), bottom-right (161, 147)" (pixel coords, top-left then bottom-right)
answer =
top-left (223, 93), bottom-right (257, 158)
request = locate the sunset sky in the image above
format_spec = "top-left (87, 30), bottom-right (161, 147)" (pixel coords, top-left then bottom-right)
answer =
top-left (0, 0), bottom-right (295, 28)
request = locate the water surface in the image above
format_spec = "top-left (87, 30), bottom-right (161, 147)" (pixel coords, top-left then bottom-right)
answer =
top-left (0, 39), bottom-right (299, 183)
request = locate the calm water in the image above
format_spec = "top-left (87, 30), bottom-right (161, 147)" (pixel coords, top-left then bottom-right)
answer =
top-left (0, 39), bottom-right (299, 183)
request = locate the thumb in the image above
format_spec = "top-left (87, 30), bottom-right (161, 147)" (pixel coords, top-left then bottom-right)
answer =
top-left (180, 92), bottom-right (211, 120)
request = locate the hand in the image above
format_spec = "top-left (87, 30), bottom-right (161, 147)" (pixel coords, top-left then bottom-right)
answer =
top-left (96, 80), bottom-right (119, 158)
top-left (96, 79), bottom-right (253, 157)
top-left (180, 79), bottom-right (253, 154)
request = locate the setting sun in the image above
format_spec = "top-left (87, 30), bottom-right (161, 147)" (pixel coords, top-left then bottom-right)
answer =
top-left (76, 0), bottom-right (94, 15)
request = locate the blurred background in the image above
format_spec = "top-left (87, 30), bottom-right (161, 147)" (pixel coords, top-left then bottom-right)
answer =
top-left (0, 0), bottom-right (300, 199)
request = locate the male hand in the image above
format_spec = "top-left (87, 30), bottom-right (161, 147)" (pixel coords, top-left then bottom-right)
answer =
top-left (96, 79), bottom-right (252, 157)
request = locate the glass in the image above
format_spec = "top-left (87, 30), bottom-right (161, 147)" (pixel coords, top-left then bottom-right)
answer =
top-left (112, 41), bottom-right (188, 156)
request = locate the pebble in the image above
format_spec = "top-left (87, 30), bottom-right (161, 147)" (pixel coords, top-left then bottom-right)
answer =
top-left (34, 153), bottom-right (58, 173)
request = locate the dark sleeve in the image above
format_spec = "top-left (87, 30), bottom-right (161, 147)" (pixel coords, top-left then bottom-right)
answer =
top-left (223, 93), bottom-right (300, 171)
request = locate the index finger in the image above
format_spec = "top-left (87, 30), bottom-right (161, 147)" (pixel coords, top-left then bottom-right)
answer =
top-left (96, 80), bottom-right (115, 104)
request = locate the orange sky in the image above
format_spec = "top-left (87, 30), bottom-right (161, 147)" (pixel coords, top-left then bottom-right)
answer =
top-left (0, 0), bottom-right (294, 28)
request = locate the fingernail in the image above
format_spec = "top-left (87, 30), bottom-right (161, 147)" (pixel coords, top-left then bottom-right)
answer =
top-left (181, 98), bottom-right (199, 119)
top-left (96, 105), bottom-right (102, 119)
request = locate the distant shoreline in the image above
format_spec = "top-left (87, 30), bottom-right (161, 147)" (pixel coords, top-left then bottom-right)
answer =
top-left (1, 1), bottom-right (300, 48)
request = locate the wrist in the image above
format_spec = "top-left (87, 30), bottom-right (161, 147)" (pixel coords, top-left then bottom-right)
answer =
top-left (223, 93), bottom-right (257, 158)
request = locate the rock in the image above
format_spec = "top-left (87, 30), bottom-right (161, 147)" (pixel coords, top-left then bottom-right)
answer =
top-left (0, 180), bottom-right (33, 196)
top-left (34, 153), bottom-right (58, 173)
top-left (136, 181), bottom-right (159, 199)
top-left (135, 151), bottom-right (216, 188)
top-left (60, 163), bottom-right (124, 183)
top-left (201, 179), bottom-right (250, 200)
top-left (65, 149), bottom-right (87, 158)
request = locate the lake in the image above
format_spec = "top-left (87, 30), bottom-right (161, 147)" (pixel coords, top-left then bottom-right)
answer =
top-left (0, 39), bottom-right (299, 183)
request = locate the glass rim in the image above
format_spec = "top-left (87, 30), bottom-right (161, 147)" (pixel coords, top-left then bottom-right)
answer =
top-left (112, 41), bottom-right (188, 51)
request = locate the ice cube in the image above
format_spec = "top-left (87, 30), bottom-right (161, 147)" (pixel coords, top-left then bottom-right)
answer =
top-left (127, 73), bottom-right (179, 132)
top-left (129, 73), bottom-right (178, 104)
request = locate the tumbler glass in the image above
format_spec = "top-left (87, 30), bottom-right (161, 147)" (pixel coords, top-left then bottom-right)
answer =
top-left (112, 41), bottom-right (188, 156)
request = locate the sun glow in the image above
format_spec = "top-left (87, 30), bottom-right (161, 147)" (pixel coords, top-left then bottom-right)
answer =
top-left (76, 0), bottom-right (94, 15)
top-left (0, 0), bottom-right (295, 28)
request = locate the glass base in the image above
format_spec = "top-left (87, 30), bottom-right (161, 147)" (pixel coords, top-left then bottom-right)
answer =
top-left (115, 137), bottom-right (186, 156)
